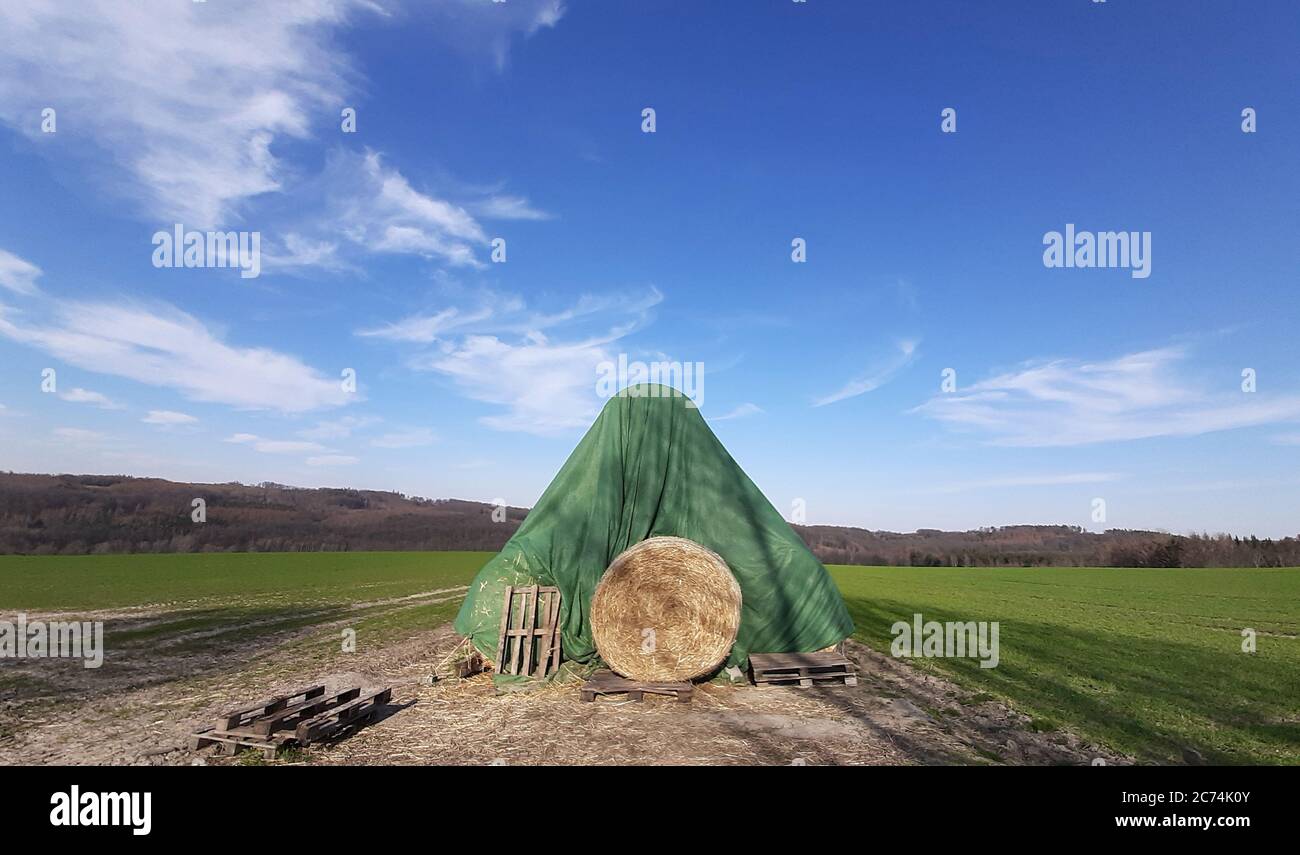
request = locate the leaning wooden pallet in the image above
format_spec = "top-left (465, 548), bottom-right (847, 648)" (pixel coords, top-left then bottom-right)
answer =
top-left (494, 584), bottom-right (562, 678)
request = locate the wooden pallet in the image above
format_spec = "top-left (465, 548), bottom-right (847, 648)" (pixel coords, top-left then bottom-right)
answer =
top-left (190, 727), bottom-right (292, 760)
top-left (580, 669), bottom-right (693, 703)
top-left (749, 652), bottom-right (858, 687)
top-left (495, 585), bottom-right (562, 678)
top-left (216, 684), bottom-right (326, 731)
top-left (295, 687), bottom-right (392, 744)
top-left (249, 687), bottom-right (361, 735)
top-left (191, 684), bottom-right (391, 758)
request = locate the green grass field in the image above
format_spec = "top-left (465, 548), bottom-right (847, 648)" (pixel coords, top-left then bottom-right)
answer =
top-left (0, 551), bottom-right (489, 610)
top-left (831, 564), bottom-right (1300, 765)
top-left (1, 553), bottom-right (1296, 764)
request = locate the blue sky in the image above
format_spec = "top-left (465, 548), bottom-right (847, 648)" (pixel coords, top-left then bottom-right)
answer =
top-left (0, 0), bottom-right (1297, 537)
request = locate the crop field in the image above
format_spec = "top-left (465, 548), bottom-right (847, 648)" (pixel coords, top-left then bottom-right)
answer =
top-left (0, 551), bottom-right (489, 611)
top-left (831, 565), bottom-right (1300, 765)
top-left (0, 551), bottom-right (490, 760)
top-left (1, 553), bottom-right (1296, 765)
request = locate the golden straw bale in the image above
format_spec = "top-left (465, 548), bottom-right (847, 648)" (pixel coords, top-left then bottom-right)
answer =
top-left (590, 536), bottom-right (742, 681)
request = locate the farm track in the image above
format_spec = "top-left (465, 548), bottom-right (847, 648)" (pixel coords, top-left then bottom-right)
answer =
top-left (0, 588), bottom-right (471, 764)
top-left (0, 601), bottom-right (1128, 766)
top-left (24, 585), bottom-right (470, 625)
top-left (316, 637), bottom-right (1130, 767)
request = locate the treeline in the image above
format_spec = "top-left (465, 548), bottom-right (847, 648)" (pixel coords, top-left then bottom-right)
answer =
top-left (1, 473), bottom-right (1297, 567)
top-left (0, 473), bottom-right (524, 555)
top-left (795, 524), bottom-right (1300, 568)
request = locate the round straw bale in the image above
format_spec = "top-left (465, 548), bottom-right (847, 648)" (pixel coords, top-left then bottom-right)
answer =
top-left (590, 536), bottom-right (742, 681)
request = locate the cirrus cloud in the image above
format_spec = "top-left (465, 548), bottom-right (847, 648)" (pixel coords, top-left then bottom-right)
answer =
top-left (0, 249), bottom-right (42, 296)
top-left (0, 301), bottom-right (352, 413)
top-left (143, 410), bottom-right (198, 426)
top-left (913, 345), bottom-right (1300, 446)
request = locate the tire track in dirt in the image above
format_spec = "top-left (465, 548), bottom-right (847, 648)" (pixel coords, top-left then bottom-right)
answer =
top-left (0, 619), bottom-right (1130, 767)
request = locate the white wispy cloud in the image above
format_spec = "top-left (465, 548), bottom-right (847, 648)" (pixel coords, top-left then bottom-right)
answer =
top-left (708, 403), bottom-right (764, 422)
top-left (59, 388), bottom-right (121, 409)
top-left (813, 339), bottom-right (919, 407)
top-left (345, 150), bottom-right (487, 264)
top-left (370, 428), bottom-right (437, 448)
top-left (426, 331), bottom-right (616, 434)
top-left (225, 433), bottom-right (326, 455)
top-left (914, 345), bottom-right (1300, 446)
top-left (0, 301), bottom-right (351, 413)
top-left (298, 415), bottom-right (381, 441)
top-left (356, 300), bottom-right (505, 344)
top-left (54, 427), bottom-right (104, 444)
top-left (142, 410), bottom-right (198, 426)
top-left (0, 2), bottom-right (559, 233)
top-left (357, 287), bottom-right (659, 343)
top-left (467, 194), bottom-right (553, 221)
top-left (306, 454), bottom-right (360, 466)
top-left (0, 0), bottom-right (377, 228)
top-left (0, 249), bottom-right (42, 295)
top-left (363, 288), bottom-right (662, 435)
top-left (264, 235), bottom-right (351, 274)
top-left (424, 0), bottom-right (566, 71)
top-left (267, 150), bottom-right (548, 271)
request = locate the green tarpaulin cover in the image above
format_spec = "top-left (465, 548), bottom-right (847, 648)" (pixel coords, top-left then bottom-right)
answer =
top-left (454, 384), bottom-right (854, 674)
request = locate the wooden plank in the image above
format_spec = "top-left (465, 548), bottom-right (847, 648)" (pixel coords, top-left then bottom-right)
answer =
top-left (754, 670), bottom-right (852, 680)
top-left (749, 652), bottom-right (852, 670)
top-left (520, 585), bottom-right (539, 676)
top-left (509, 588), bottom-right (525, 675)
top-left (535, 590), bottom-right (554, 678)
top-left (546, 591), bottom-right (562, 675)
top-left (548, 591), bottom-right (561, 675)
top-left (754, 672), bottom-right (857, 687)
top-left (297, 696), bottom-right (387, 743)
top-left (251, 687), bottom-right (360, 735)
top-left (755, 664), bottom-right (853, 674)
top-left (751, 661), bottom-right (855, 676)
top-left (753, 668), bottom-right (854, 682)
top-left (579, 670), bottom-right (692, 703)
top-left (749, 651), bottom-right (857, 691)
top-left (494, 584), bottom-right (513, 674)
top-left (190, 727), bottom-right (285, 759)
top-left (216, 685), bottom-right (325, 731)
top-left (750, 660), bottom-right (852, 674)
top-left (295, 687), bottom-right (392, 744)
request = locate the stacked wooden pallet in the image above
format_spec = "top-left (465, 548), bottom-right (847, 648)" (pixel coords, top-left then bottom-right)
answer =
top-left (190, 684), bottom-right (391, 759)
top-left (749, 652), bottom-right (857, 688)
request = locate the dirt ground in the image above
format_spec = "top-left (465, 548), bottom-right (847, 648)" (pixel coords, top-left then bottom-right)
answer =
top-left (0, 612), bottom-right (1129, 766)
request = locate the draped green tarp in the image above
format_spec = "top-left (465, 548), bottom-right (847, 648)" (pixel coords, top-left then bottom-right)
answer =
top-left (454, 384), bottom-right (854, 674)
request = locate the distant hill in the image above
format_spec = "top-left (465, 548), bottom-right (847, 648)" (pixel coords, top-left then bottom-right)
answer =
top-left (1, 472), bottom-right (1295, 567)
top-left (0, 472), bottom-right (526, 555)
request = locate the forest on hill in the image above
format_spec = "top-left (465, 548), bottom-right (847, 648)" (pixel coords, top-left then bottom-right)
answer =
top-left (1, 472), bottom-right (1295, 567)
